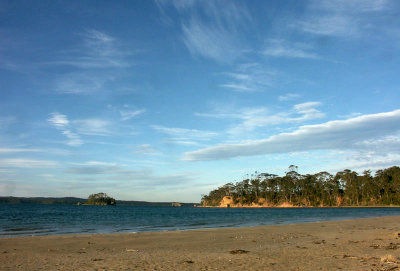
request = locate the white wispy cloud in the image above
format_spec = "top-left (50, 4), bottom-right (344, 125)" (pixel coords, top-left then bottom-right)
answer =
top-left (65, 161), bottom-right (119, 174)
top-left (0, 148), bottom-right (43, 153)
top-left (295, 16), bottom-right (357, 37)
top-left (293, 0), bottom-right (389, 37)
top-left (263, 39), bottom-right (319, 59)
top-left (230, 102), bottom-right (325, 135)
top-left (133, 144), bottom-right (160, 155)
top-left (73, 119), bottom-right (111, 136)
top-left (48, 29), bottom-right (130, 69)
top-left (196, 102), bottom-right (325, 135)
top-left (120, 109), bottom-right (146, 121)
top-left (182, 18), bottom-right (240, 63)
top-left (106, 104), bottom-right (146, 121)
top-left (0, 158), bottom-right (58, 168)
top-left (156, 0), bottom-right (197, 13)
top-left (220, 63), bottom-right (277, 92)
top-left (110, 169), bottom-right (197, 187)
top-left (48, 113), bottom-right (69, 128)
top-left (323, 149), bottom-right (400, 174)
top-left (79, 161), bottom-right (119, 166)
top-left (0, 147), bottom-right (70, 155)
top-left (0, 116), bottom-right (16, 128)
top-left (184, 109), bottom-right (400, 161)
top-left (48, 112), bottom-right (83, 146)
top-left (278, 93), bottom-right (301, 101)
top-left (152, 125), bottom-right (218, 145)
top-left (159, 0), bottom-right (250, 63)
top-left (338, 112), bottom-right (362, 119)
top-left (54, 72), bottom-right (115, 95)
top-left (62, 130), bottom-right (83, 146)
top-left (48, 29), bottom-right (135, 95)
top-left (64, 161), bottom-right (197, 188)
top-left (315, 0), bottom-right (389, 13)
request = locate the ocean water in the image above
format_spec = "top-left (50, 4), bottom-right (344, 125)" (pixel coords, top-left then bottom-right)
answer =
top-left (1, 204), bottom-right (400, 237)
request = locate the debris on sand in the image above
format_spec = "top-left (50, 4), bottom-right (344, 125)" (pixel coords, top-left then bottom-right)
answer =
top-left (380, 254), bottom-right (398, 263)
top-left (385, 243), bottom-right (400, 250)
top-left (229, 249), bottom-right (249, 254)
top-left (342, 254), bottom-right (358, 259)
top-left (370, 244), bottom-right (381, 249)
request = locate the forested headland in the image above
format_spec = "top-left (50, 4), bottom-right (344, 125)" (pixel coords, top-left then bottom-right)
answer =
top-left (201, 166), bottom-right (400, 207)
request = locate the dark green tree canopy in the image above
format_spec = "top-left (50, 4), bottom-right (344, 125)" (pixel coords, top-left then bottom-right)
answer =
top-left (201, 166), bottom-right (400, 207)
top-left (86, 192), bottom-right (116, 205)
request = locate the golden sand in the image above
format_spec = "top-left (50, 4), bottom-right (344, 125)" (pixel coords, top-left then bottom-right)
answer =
top-left (1, 216), bottom-right (400, 270)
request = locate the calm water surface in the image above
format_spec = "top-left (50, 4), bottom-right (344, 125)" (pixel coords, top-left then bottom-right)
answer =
top-left (1, 204), bottom-right (400, 237)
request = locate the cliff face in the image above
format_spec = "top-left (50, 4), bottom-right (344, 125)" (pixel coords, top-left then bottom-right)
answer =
top-left (201, 196), bottom-right (300, 208)
top-left (214, 196), bottom-right (276, 208)
top-left (200, 194), bottom-right (386, 208)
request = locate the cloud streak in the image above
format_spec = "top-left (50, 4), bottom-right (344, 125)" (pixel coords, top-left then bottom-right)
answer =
top-left (48, 113), bottom-right (83, 146)
top-left (152, 125), bottom-right (218, 145)
top-left (196, 102), bottom-right (325, 135)
top-left (263, 39), bottom-right (319, 59)
top-left (120, 109), bottom-right (146, 121)
top-left (73, 118), bottom-right (111, 136)
top-left (65, 161), bottom-right (197, 187)
top-left (184, 109), bottom-right (400, 161)
top-left (48, 29), bottom-right (130, 69)
top-left (0, 158), bottom-right (58, 168)
top-left (278, 93), bottom-right (301, 101)
top-left (182, 18), bottom-right (240, 63)
top-left (160, 1), bottom-right (250, 63)
top-left (0, 147), bottom-right (70, 155)
top-left (220, 63), bottom-right (277, 92)
top-left (48, 29), bottom-right (134, 95)
top-left (293, 0), bottom-right (390, 38)
top-left (133, 144), bottom-right (160, 155)
top-left (0, 148), bottom-right (43, 153)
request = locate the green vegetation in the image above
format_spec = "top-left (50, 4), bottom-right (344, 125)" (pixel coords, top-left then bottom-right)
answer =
top-left (0, 196), bottom-right (197, 206)
top-left (86, 192), bottom-right (116, 205)
top-left (0, 197), bottom-right (85, 205)
top-left (201, 166), bottom-right (400, 207)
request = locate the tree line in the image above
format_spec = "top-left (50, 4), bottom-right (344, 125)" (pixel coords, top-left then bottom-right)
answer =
top-left (201, 166), bottom-right (400, 207)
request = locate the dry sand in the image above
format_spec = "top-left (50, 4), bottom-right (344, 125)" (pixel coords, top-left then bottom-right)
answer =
top-left (1, 216), bottom-right (400, 270)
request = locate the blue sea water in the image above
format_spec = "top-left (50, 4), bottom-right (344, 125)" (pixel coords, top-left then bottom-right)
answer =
top-left (1, 204), bottom-right (400, 237)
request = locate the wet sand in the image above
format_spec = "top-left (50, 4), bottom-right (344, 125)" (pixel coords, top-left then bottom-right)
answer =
top-left (1, 216), bottom-right (400, 270)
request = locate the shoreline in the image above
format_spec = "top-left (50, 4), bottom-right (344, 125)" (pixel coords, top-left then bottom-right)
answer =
top-left (198, 204), bottom-right (400, 208)
top-left (2, 206), bottom-right (400, 238)
top-left (2, 216), bottom-right (400, 270)
top-left (2, 214), bottom-right (400, 238)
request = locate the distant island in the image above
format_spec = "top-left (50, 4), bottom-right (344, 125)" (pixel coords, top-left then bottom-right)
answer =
top-left (0, 194), bottom-right (196, 207)
top-left (201, 166), bottom-right (400, 208)
top-left (85, 192), bottom-right (116, 206)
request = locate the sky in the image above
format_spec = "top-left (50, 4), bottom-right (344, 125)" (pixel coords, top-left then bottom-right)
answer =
top-left (1, 0), bottom-right (400, 202)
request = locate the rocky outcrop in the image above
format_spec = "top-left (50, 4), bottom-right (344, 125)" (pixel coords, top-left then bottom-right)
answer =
top-left (215, 196), bottom-right (275, 208)
top-left (276, 202), bottom-right (296, 208)
top-left (171, 202), bottom-right (182, 207)
top-left (220, 196), bottom-right (234, 207)
top-left (199, 196), bottom-right (302, 208)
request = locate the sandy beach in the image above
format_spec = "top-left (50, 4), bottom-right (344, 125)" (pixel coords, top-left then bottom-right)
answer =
top-left (1, 216), bottom-right (400, 270)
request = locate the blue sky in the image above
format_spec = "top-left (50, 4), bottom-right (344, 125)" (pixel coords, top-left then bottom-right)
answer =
top-left (1, 0), bottom-right (400, 202)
